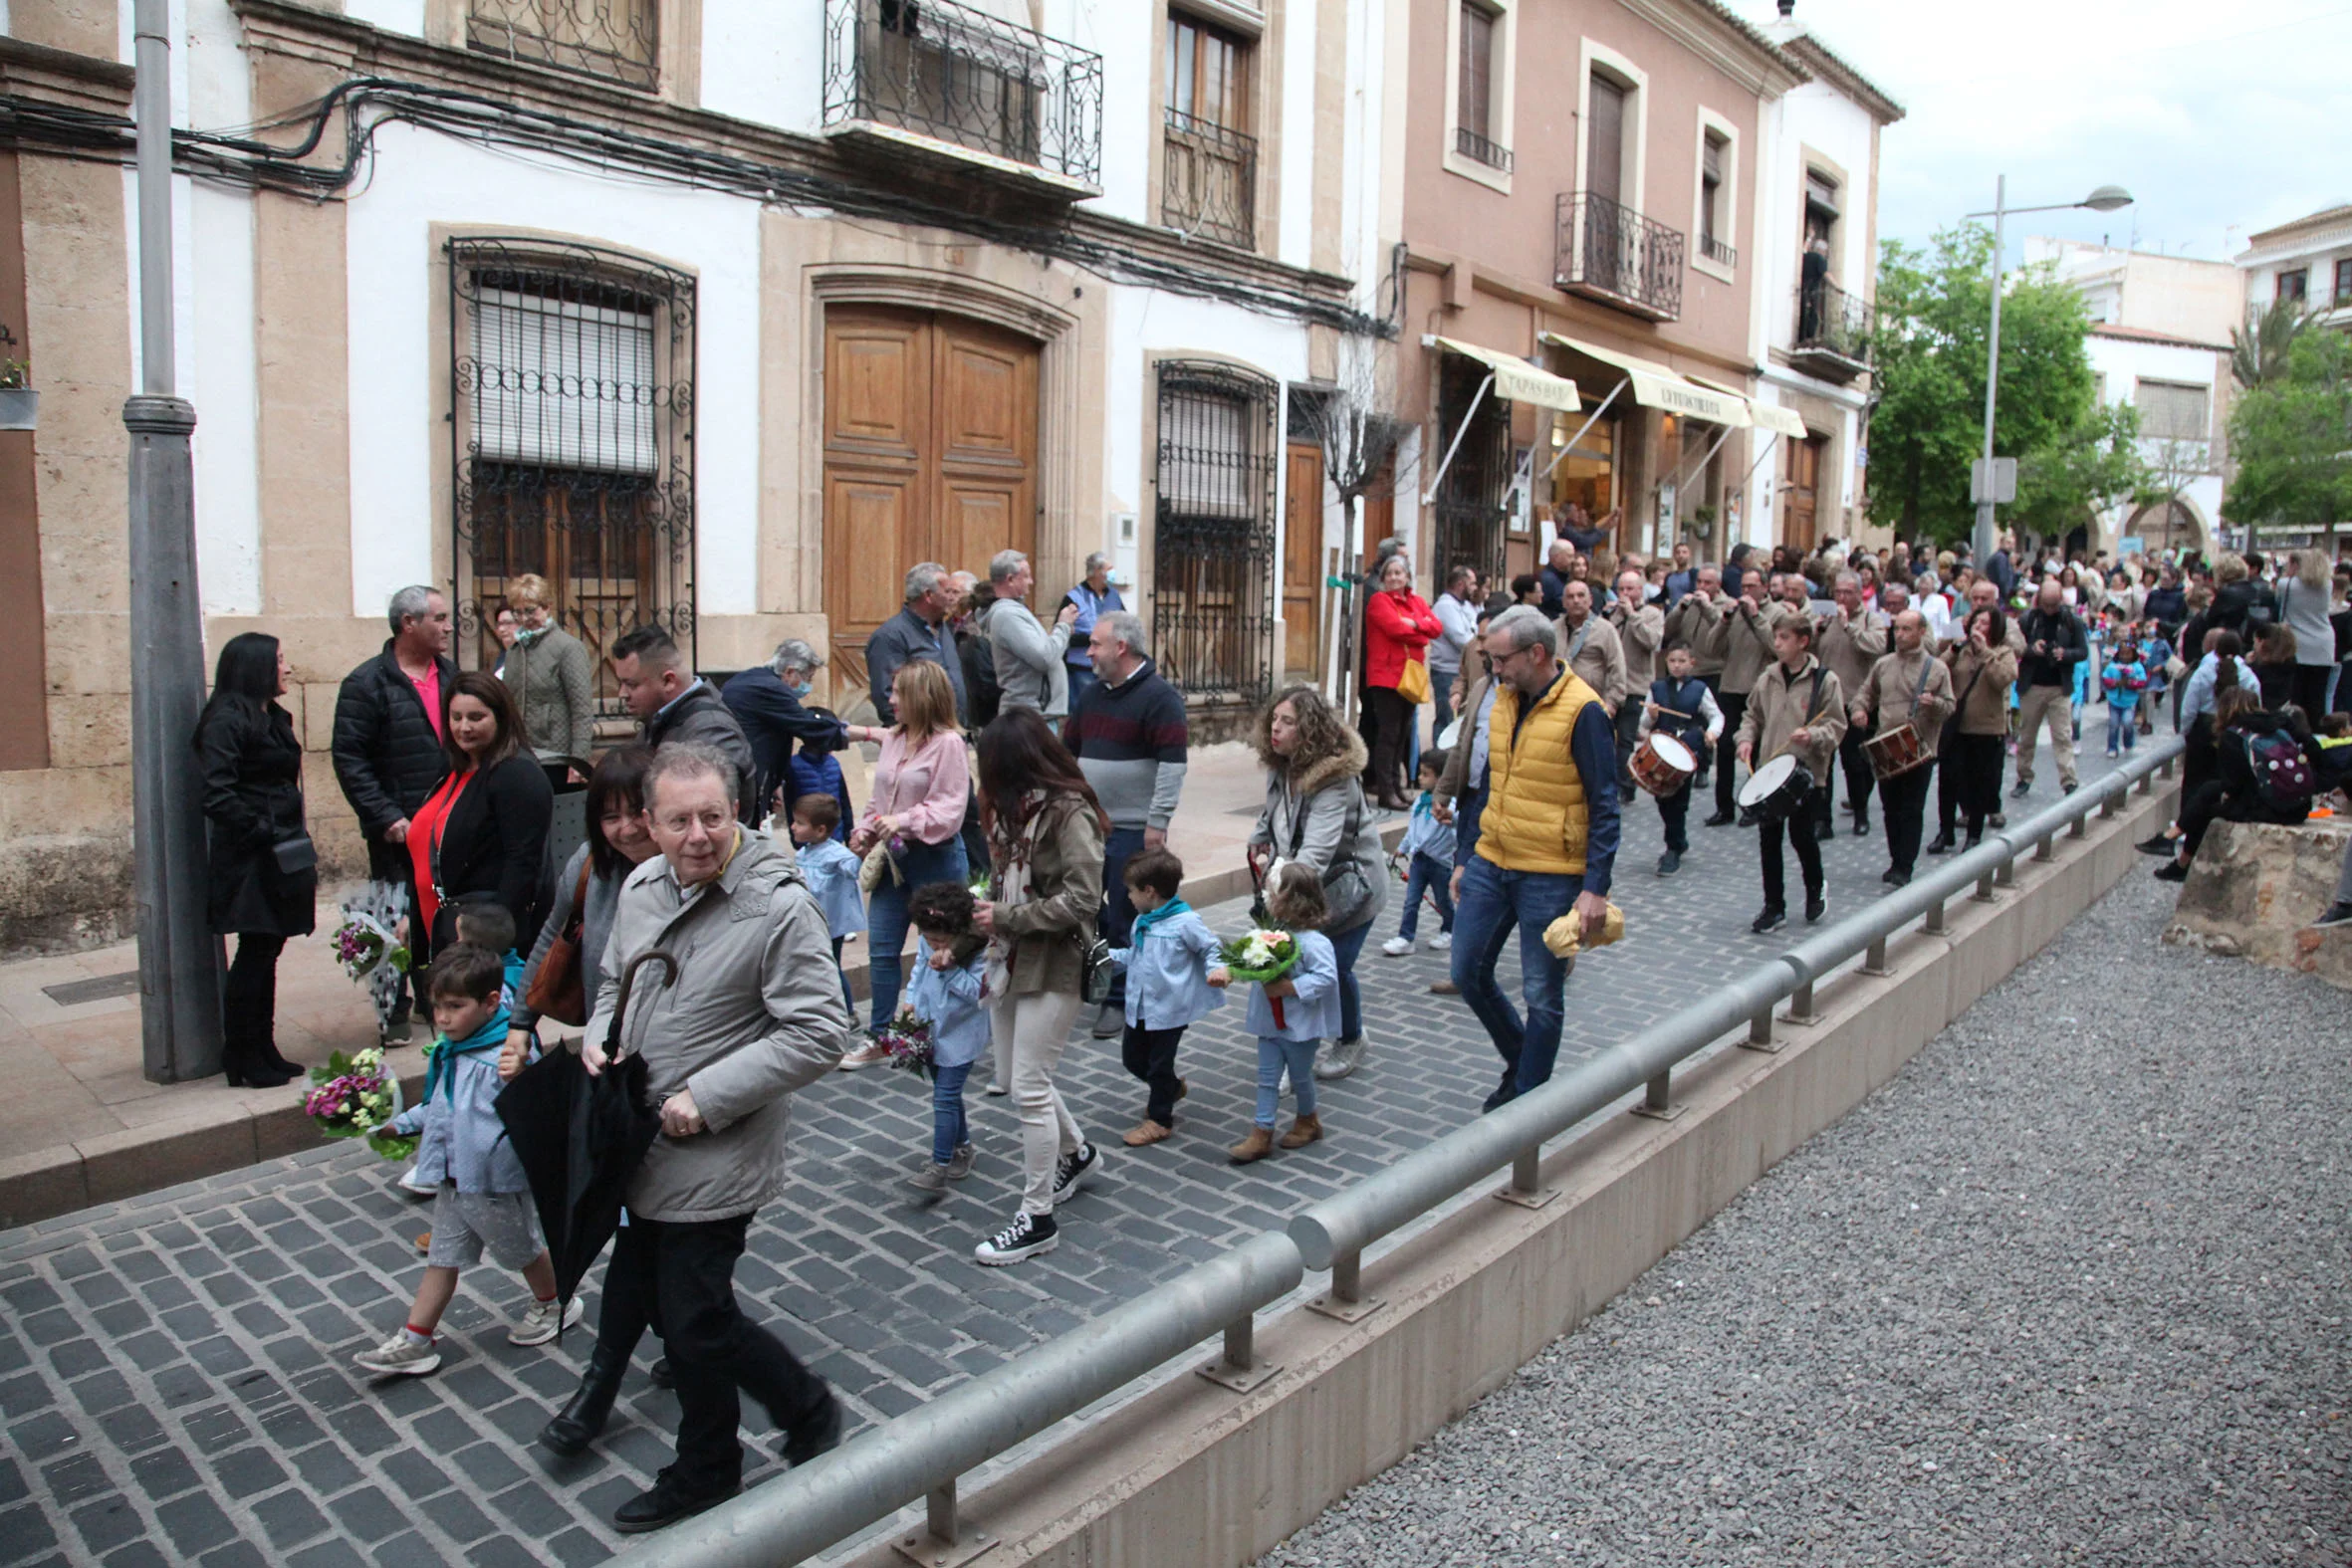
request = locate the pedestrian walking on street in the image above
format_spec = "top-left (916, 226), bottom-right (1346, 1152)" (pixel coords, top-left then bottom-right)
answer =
top-left (498, 573), bottom-right (596, 769)
top-left (1700, 568), bottom-right (1781, 825)
top-left (333, 585), bottom-right (456, 1039)
top-left (1931, 605), bottom-right (2018, 855)
top-left (1229, 863), bottom-right (1339, 1164)
top-left (970, 709), bottom-right (1108, 1265)
top-left (611, 625), bottom-right (757, 820)
top-left (407, 671), bottom-right (555, 963)
top-left (1382, 751), bottom-right (1457, 955)
top-left (1607, 568), bottom-right (1663, 797)
top-left (581, 743), bottom-right (849, 1532)
top-left (1736, 617), bottom-right (1847, 933)
top-left (196, 632), bottom-right (315, 1088)
top-left (1064, 609), bottom-right (1188, 1040)
top-left (1247, 686), bottom-right (1389, 1083)
top-left (1636, 641), bottom-right (1722, 877)
top-left (901, 881), bottom-right (992, 1192)
top-left (1104, 847), bottom-right (1229, 1147)
top-left (1812, 570), bottom-right (1888, 838)
top-left (2013, 578), bottom-right (2087, 797)
top-left (789, 793), bottom-right (866, 1013)
top-left (1852, 610), bottom-right (1953, 888)
top-left (1446, 606), bottom-right (1619, 1112)
top-left (1059, 552), bottom-right (1125, 714)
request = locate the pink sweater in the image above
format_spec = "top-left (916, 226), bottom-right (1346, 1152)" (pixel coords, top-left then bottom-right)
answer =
top-left (865, 728), bottom-right (970, 845)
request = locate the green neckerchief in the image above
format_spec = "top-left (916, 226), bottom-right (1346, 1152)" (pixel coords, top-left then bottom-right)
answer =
top-left (1131, 898), bottom-right (1192, 937)
top-left (421, 1004), bottom-right (512, 1107)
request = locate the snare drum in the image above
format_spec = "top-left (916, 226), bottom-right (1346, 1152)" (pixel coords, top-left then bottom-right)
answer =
top-left (1737, 753), bottom-right (1814, 824)
top-left (1863, 722), bottom-right (1928, 780)
top-left (1628, 733), bottom-right (1698, 797)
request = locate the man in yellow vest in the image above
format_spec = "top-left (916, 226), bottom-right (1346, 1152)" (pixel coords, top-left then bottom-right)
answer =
top-left (1447, 605), bottom-right (1621, 1113)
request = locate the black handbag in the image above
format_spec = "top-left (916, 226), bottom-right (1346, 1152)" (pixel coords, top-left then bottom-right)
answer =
top-left (270, 833), bottom-right (317, 876)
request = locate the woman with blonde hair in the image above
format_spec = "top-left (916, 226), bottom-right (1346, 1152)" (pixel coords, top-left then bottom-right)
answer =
top-left (840, 657), bottom-right (969, 1060)
top-left (499, 573), bottom-right (595, 767)
top-left (2277, 549), bottom-right (2339, 717)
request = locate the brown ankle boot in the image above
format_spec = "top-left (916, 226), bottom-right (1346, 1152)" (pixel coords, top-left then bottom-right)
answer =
top-left (1227, 1127), bottom-right (1275, 1164)
top-left (1278, 1114), bottom-right (1322, 1150)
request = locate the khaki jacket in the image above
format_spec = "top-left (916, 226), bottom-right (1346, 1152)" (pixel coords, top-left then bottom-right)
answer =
top-left (1609, 600), bottom-right (1665, 694)
top-left (1737, 654), bottom-right (1849, 781)
top-left (1662, 591), bottom-right (1725, 678)
top-left (1857, 648), bottom-right (1957, 761)
top-left (1813, 608), bottom-right (1889, 698)
top-left (1557, 613), bottom-right (1626, 711)
top-left (991, 793), bottom-right (1106, 996)
top-left (1942, 641), bottom-right (2019, 735)
top-left (1706, 597), bottom-right (1789, 696)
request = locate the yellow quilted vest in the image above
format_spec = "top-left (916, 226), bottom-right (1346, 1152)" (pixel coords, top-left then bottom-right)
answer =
top-left (1479, 667), bottom-right (1596, 875)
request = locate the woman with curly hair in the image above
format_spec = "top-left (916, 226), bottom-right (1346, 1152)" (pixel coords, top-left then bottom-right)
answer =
top-left (1244, 685), bottom-right (1389, 1083)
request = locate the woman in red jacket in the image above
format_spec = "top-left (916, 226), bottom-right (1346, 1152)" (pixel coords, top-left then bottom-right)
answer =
top-left (1363, 554), bottom-right (1442, 809)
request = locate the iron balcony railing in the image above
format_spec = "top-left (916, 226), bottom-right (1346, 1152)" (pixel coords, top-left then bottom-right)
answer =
top-left (1555, 190), bottom-right (1685, 321)
top-left (469, 0), bottom-right (658, 89)
top-left (604, 731), bottom-right (2182, 1568)
top-left (1454, 125), bottom-right (1513, 174)
top-left (1794, 276), bottom-right (1873, 369)
top-left (1701, 233), bottom-right (1738, 269)
top-left (1163, 110), bottom-right (1258, 249)
top-left (822, 0), bottom-right (1104, 189)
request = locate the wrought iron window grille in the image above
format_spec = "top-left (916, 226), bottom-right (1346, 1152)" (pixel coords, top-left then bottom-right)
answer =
top-left (823, 0), bottom-right (1104, 188)
top-left (469, 0), bottom-right (659, 90)
top-left (1554, 191), bottom-right (1685, 322)
top-left (1453, 126), bottom-right (1513, 174)
top-left (1162, 110), bottom-right (1259, 250)
top-left (1152, 361), bottom-right (1278, 706)
top-left (1700, 234), bottom-right (1737, 269)
top-left (448, 237), bottom-right (697, 719)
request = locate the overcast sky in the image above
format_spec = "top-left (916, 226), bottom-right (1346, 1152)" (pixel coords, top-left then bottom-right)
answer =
top-left (1731, 0), bottom-right (2352, 264)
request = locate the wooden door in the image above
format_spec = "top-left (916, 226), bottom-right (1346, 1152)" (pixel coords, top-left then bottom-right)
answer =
top-left (1586, 76), bottom-right (1625, 204)
top-left (1782, 434), bottom-right (1823, 554)
top-left (1283, 441), bottom-right (1324, 679)
top-left (823, 306), bottom-right (1039, 674)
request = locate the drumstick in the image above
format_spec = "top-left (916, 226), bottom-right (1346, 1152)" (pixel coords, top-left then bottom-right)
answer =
top-left (1651, 705), bottom-right (1696, 721)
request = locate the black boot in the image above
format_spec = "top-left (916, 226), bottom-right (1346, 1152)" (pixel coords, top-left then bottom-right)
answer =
top-left (541, 1346), bottom-right (628, 1456)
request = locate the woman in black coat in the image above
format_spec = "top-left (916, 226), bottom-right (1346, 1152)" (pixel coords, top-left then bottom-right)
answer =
top-left (407, 671), bottom-right (554, 960)
top-left (197, 633), bottom-right (315, 1088)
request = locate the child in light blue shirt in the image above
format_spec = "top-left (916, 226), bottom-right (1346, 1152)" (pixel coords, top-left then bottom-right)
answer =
top-left (902, 881), bottom-right (992, 1191)
top-left (1383, 750), bottom-right (1456, 956)
top-left (1231, 863), bottom-right (1340, 1165)
top-left (1105, 848), bottom-right (1229, 1145)
top-left (791, 794), bottom-right (866, 1012)
top-left (2101, 637), bottom-right (2147, 757)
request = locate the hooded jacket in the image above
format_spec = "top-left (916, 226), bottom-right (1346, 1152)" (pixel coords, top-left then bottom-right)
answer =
top-left (1247, 729), bottom-right (1391, 935)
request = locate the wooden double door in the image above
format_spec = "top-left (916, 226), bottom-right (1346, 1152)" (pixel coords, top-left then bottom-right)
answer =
top-left (823, 306), bottom-right (1041, 670)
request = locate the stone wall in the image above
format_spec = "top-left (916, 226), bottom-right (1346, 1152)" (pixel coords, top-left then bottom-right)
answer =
top-left (2162, 815), bottom-right (2350, 990)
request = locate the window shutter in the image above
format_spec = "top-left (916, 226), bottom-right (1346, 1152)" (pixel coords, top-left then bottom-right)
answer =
top-left (471, 286), bottom-right (659, 475)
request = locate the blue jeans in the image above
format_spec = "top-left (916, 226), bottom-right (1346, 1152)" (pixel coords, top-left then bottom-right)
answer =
top-left (1098, 826), bottom-right (1147, 1004)
top-left (1256, 1036), bottom-right (1318, 1126)
top-left (1327, 919), bottom-right (1371, 1042)
top-left (1398, 850), bottom-right (1457, 941)
top-left (1429, 666), bottom-right (1457, 749)
top-left (1449, 856), bottom-right (1583, 1102)
top-left (2106, 709), bottom-right (2137, 754)
top-left (931, 1060), bottom-right (972, 1165)
top-left (867, 836), bottom-right (969, 1030)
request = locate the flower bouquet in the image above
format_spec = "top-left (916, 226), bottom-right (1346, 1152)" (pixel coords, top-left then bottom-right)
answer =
top-left (1220, 927), bottom-right (1301, 1028)
top-left (304, 1047), bottom-right (415, 1161)
top-left (875, 1003), bottom-right (935, 1078)
top-left (334, 882), bottom-right (413, 1032)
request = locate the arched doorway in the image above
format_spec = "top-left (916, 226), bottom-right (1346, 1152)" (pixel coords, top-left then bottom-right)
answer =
top-left (2125, 499), bottom-right (2202, 559)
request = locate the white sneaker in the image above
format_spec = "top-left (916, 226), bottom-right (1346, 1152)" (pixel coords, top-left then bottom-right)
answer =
top-left (395, 1165), bottom-right (436, 1198)
top-left (1426, 933), bottom-right (1453, 952)
top-left (837, 1038), bottom-right (894, 1071)
top-left (1312, 1035), bottom-right (1368, 1081)
top-left (508, 1295), bottom-right (585, 1347)
top-left (1380, 936), bottom-right (1413, 958)
top-left (353, 1332), bottom-right (441, 1378)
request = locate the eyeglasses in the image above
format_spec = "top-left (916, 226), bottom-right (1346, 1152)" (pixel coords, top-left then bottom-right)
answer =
top-left (653, 807), bottom-right (735, 836)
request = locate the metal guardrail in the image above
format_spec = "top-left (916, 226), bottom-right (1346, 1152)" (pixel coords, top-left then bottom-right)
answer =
top-left (611, 738), bottom-right (2180, 1568)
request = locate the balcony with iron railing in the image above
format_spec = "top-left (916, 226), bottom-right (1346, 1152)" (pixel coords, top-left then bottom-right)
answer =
top-left (470, 0), bottom-right (659, 90)
top-left (1700, 233), bottom-right (1737, 269)
top-left (1554, 191), bottom-right (1684, 323)
top-left (1162, 111), bottom-right (1259, 250)
top-left (822, 0), bottom-right (1104, 197)
top-left (1791, 277), bottom-right (1873, 382)
top-left (1454, 126), bottom-right (1513, 174)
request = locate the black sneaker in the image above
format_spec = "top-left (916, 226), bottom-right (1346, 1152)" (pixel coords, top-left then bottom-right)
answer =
top-left (1704, 810), bottom-right (1736, 827)
top-left (974, 1209), bottom-right (1058, 1265)
top-left (1050, 1142), bottom-right (1100, 1207)
top-left (1927, 832), bottom-right (1955, 856)
top-left (613, 1476), bottom-right (739, 1534)
top-left (1657, 850), bottom-right (1682, 876)
top-left (2313, 902), bottom-right (2352, 929)
top-left (781, 1393), bottom-right (843, 1467)
top-left (1481, 1070), bottom-right (1518, 1114)
top-left (2154, 860), bottom-right (2189, 883)
top-left (1964, 832), bottom-right (1984, 852)
top-left (1880, 867), bottom-right (1902, 885)
top-left (1818, 818), bottom-right (1837, 841)
top-left (1805, 892), bottom-right (1827, 924)
top-left (2010, 781), bottom-right (2031, 798)
top-left (1751, 906), bottom-right (1787, 934)
top-left (1852, 813), bottom-right (1871, 837)
top-left (1886, 868), bottom-right (1912, 888)
top-left (2136, 833), bottom-right (2175, 856)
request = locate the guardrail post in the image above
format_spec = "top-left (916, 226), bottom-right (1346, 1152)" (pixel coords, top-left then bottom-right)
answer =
top-left (891, 1479), bottom-right (994, 1568)
top-left (1995, 855), bottom-right (2017, 888)
top-left (1744, 1006), bottom-right (1780, 1052)
top-left (2099, 789), bottom-right (2119, 820)
top-left (2135, 768), bottom-right (2153, 795)
top-left (1628, 1070), bottom-right (1685, 1123)
top-left (1782, 978), bottom-right (1820, 1026)
top-left (2067, 811), bottom-right (2087, 839)
top-left (1861, 936), bottom-right (1892, 978)
top-left (2033, 832), bottom-right (2054, 862)
top-left (2158, 752), bottom-right (2176, 780)
top-left (1924, 896), bottom-right (1947, 934)
top-left (1974, 869), bottom-right (1997, 902)
top-left (1197, 1310), bottom-right (1281, 1393)
top-left (1307, 1247), bottom-right (1386, 1323)
top-left (1495, 1143), bottom-right (1562, 1206)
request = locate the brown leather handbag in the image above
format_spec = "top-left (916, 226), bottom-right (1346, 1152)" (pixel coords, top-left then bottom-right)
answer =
top-left (523, 861), bottom-right (593, 1025)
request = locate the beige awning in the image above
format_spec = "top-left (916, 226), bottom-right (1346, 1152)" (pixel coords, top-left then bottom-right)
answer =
top-left (1540, 333), bottom-right (1750, 426)
top-left (1686, 373), bottom-right (1810, 439)
top-left (1431, 336), bottom-right (1581, 413)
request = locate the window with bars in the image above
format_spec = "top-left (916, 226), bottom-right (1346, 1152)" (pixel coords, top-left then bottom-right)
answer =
top-left (1698, 130), bottom-right (1734, 266)
top-left (449, 238), bottom-right (696, 714)
top-left (469, 0), bottom-right (659, 89)
top-left (2337, 257), bottom-right (2352, 305)
top-left (1430, 352), bottom-right (1510, 591)
top-left (1454, 3), bottom-right (1510, 170)
top-left (2135, 379), bottom-right (2210, 443)
top-left (1152, 362), bottom-right (1277, 704)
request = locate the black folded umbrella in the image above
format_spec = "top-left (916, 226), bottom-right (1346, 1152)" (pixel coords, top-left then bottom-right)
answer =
top-left (497, 951), bottom-right (673, 1311)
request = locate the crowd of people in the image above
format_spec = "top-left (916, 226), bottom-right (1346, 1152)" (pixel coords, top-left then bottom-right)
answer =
top-left (181, 527), bottom-right (2352, 1532)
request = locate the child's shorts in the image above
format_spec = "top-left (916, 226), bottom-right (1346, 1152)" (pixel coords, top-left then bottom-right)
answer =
top-left (425, 1185), bottom-right (544, 1270)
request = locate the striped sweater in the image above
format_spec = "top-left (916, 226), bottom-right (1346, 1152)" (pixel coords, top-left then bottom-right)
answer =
top-left (1064, 658), bottom-right (1189, 831)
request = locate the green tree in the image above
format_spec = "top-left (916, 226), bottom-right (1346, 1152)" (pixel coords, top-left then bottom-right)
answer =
top-left (1870, 225), bottom-right (2122, 546)
top-left (2230, 296), bottom-right (2310, 390)
top-left (2223, 327), bottom-right (2352, 551)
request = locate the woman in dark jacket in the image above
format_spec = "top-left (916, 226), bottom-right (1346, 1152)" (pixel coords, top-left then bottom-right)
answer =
top-left (407, 671), bottom-right (554, 958)
top-left (196, 633), bottom-right (314, 1087)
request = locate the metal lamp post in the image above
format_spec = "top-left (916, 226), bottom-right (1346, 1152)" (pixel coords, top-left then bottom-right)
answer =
top-left (1966, 177), bottom-right (2134, 565)
top-left (126, 0), bottom-right (222, 1082)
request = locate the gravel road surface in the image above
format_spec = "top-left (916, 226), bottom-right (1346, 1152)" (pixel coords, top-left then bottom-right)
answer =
top-left (1261, 869), bottom-right (2352, 1567)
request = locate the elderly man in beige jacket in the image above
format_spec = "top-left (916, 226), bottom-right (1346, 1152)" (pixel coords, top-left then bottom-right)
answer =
top-left (1607, 567), bottom-right (1663, 798)
top-left (1703, 566), bottom-right (1790, 825)
top-left (1812, 569), bottom-right (1889, 840)
top-left (1557, 579), bottom-right (1626, 717)
top-left (1735, 616), bottom-right (1847, 934)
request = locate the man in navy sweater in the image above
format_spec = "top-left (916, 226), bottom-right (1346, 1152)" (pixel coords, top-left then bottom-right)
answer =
top-left (1063, 609), bottom-right (1190, 1039)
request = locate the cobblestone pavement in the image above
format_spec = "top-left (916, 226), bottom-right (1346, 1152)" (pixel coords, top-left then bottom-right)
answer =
top-left (1259, 866), bottom-right (2352, 1568)
top-left (0, 745), bottom-right (2140, 1567)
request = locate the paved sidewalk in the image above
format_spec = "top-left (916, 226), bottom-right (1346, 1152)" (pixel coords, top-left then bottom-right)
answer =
top-left (1261, 867), bottom-right (2352, 1567)
top-left (0, 744), bottom-right (2141, 1567)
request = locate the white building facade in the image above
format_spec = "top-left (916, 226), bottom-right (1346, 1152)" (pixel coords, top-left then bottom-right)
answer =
top-left (2237, 203), bottom-right (2352, 327)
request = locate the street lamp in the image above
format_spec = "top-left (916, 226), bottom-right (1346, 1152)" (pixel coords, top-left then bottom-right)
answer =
top-left (1965, 176), bottom-right (2135, 564)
